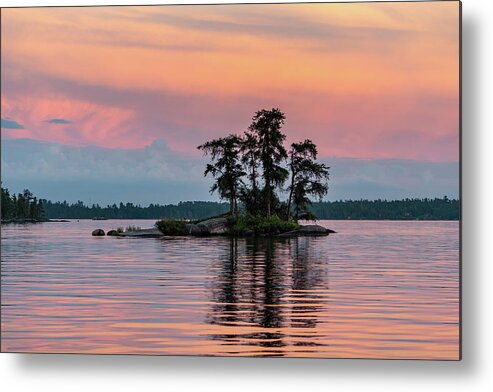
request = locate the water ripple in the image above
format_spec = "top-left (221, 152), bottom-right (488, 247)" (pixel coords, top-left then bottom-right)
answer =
top-left (1, 219), bottom-right (459, 359)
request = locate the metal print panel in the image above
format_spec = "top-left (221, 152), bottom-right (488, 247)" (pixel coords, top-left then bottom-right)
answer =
top-left (0, 1), bottom-right (461, 359)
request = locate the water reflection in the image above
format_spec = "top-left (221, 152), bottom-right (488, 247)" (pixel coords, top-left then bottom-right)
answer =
top-left (206, 237), bottom-right (330, 356)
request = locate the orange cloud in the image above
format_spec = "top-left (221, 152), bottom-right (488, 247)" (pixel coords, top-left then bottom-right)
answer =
top-left (1, 2), bottom-right (459, 160)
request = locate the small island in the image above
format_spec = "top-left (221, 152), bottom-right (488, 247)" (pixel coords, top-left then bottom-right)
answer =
top-left (100, 108), bottom-right (334, 238)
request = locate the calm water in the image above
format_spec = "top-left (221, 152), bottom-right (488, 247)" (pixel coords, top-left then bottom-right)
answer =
top-left (1, 220), bottom-right (459, 359)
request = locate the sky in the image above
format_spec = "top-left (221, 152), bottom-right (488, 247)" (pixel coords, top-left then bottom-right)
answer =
top-left (0, 2), bottom-right (460, 205)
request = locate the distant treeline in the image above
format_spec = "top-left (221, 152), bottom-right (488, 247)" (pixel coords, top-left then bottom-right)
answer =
top-left (1, 187), bottom-right (45, 220)
top-left (310, 197), bottom-right (459, 220)
top-left (41, 200), bottom-right (230, 220)
top-left (39, 197), bottom-right (459, 220)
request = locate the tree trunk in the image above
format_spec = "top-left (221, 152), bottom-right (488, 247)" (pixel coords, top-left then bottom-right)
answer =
top-left (286, 175), bottom-right (295, 221)
top-left (251, 157), bottom-right (257, 194)
top-left (286, 156), bottom-right (296, 221)
top-left (265, 162), bottom-right (271, 218)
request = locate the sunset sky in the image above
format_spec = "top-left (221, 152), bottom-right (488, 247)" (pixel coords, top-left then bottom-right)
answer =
top-left (1, 2), bottom-right (460, 204)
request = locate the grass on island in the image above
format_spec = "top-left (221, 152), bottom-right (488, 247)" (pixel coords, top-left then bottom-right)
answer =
top-left (112, 225), bottom-right (141, 234)
top-left (155, 219), bottom-right (187, 235)
top-left (227, 214), bottom-right (299, 236)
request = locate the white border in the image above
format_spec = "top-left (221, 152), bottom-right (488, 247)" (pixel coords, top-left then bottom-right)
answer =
top-left (2, 1), bottom-right (492, 391)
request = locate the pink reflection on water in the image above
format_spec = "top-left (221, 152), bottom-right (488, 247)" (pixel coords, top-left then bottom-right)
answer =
top-left (1, 220), bottom-right (459, 359)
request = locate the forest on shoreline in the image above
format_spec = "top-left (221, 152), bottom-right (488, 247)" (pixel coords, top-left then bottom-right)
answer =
top-left (1, 187), bottom-right (45, 221)
top-left (37, 197), bottom-right (459, 221)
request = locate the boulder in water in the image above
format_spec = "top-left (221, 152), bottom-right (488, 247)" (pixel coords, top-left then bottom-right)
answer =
top-left (92, 229), bottom-right (105, 236)
top-left (277, 224), bottom-right (335, 237)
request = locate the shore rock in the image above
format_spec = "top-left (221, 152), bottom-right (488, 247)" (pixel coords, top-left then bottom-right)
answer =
top-left (92, 229), bottom-right (105, 236)
top-left (180, 218), bottom-right (230, 236)
top-left (196, 217), bottom-right (230, 235)
top-left (277, 224), bottom-right (335, 237)
top-left (184, 223), bottom-right (209, 236)
top-left (117, 228), bottom-right (163, 238)
top-left (106, 230), bottom-right (118, 236)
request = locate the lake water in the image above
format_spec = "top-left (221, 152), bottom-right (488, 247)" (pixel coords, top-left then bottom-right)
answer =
top-left (1, 220), bottom-right (459, 359)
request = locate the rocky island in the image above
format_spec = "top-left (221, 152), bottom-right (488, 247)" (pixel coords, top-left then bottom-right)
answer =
top-left (93, 216), bottom-right (336, 238)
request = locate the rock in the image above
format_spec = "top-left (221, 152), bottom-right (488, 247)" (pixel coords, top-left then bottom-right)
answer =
top-left (182, 218), bottom-right (230, 236)
top-left (117, 228), bottom-right (163, 238)
top-left (92, 229), bottom-right (105, 236)
top-left (196, 217), bottom-right (230, 235)
top-left (106, 230), bottom-right (118, 236)
top-left (184, 223), bottom-right (209, 236)
top-left (277, 224), bottom-right (334, 237)
top-left (297, 225), bottom-right (332, 235)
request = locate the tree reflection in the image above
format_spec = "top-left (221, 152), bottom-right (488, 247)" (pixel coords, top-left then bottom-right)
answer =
top-left (288, 237), bottom-right (329, 335)
top-left (206, 236), bottom-right (330, 356)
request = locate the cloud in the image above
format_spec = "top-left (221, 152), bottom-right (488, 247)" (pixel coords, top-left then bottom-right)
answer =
top-left (323, 157), bottom-right (459, 201)
top-left (1, 137), bottom-right (205, 182)
top-left (1, 118), bottom-right (24, 129)
top-left (1, 138), bottom-right (459, 206)
top-left (46, 118), bottom-right (72, 124)
top-left (0, 138), bottom-right (211, 205)
top-left (0, 3), bottom-right (459, 161)
top-left (1, 68), bottom-right (459, 161)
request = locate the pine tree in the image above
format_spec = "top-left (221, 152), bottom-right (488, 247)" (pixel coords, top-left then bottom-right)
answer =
top-left (248, 108), bottom-right (289, 217)
top-left (198, 134), bottom-right (246, 215)
top-left (286, 140), bottom-right (330, 221)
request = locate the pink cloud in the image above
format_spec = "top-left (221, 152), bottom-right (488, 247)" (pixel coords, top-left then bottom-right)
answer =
top-left (1, 2), bottom-right (459, 162)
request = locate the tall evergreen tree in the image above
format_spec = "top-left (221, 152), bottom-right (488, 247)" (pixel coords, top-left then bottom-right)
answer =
top-left (239, 130), bottom-right (262, 215)
top-left (248, 108), bottom-right (288, 217)
top-left (21, 189), bottom-right (33, 217)
top-left (1, 187), bottom-right (12, 219)
top-left (198, 134), bottom-right (246, 215)
top-left (286, 140), bottom-right (330, 221)
top-left (30, 196), bottom-right (38, 219)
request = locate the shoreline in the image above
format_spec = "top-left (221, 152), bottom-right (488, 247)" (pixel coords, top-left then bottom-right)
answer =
top-left (1, 218), bottom-right (70, 224)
